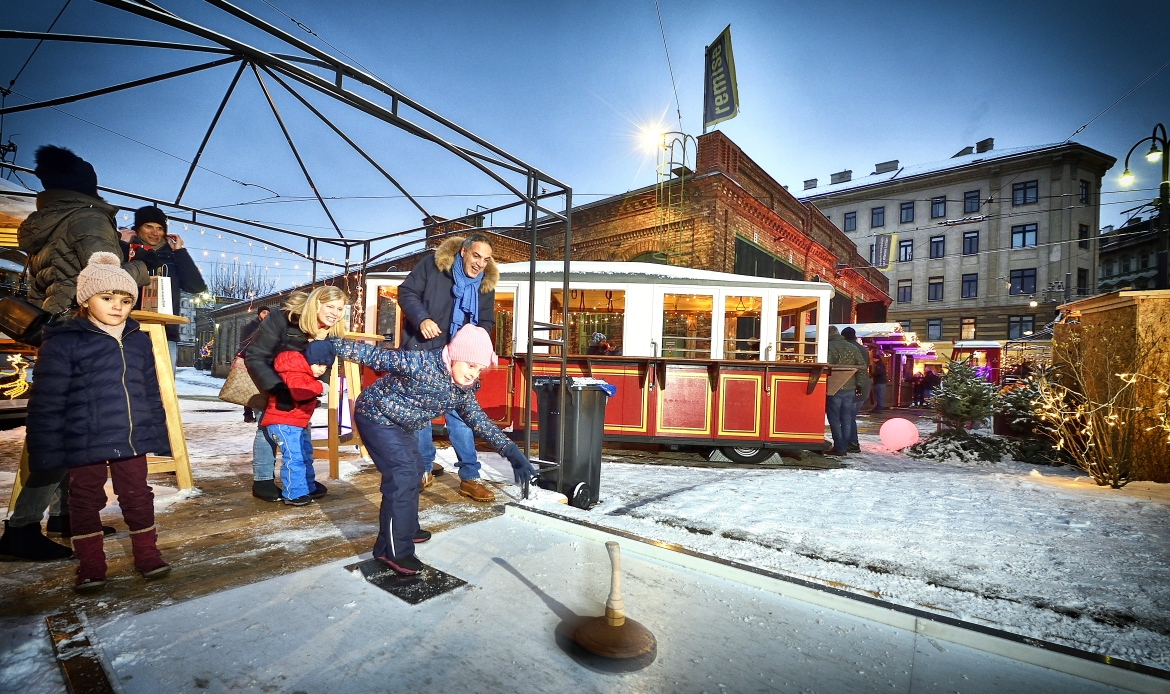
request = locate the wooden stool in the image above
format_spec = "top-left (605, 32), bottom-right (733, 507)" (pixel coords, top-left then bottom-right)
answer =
top-left (7, 311), bottom-right (194, 510)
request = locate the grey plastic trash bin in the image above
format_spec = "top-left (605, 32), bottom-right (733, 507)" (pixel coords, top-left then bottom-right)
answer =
top-left (532, 377), bottom-right (609, 509)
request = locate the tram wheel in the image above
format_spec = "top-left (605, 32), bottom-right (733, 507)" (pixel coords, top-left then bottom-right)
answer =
top-left (719, 446), bottom-right (774, 465)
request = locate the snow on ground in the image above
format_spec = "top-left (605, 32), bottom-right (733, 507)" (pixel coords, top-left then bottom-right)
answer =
top-left (172, 367), bottom-right (225, 397)
top-left (521, 432), bottom-right (1170, 670)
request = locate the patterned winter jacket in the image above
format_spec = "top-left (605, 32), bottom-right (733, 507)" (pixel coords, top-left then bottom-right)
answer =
top-left (329, 338), bottom-right (518, 456)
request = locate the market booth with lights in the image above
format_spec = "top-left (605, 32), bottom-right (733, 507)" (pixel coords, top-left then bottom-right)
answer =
top-left (363, 261), bottom-right (855, 462)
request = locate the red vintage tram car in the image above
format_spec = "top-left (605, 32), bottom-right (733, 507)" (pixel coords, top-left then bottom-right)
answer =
top-left (362, 262), bottom-right (853, 462)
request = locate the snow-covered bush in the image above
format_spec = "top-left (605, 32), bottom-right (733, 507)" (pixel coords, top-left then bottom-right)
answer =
top-left (905, 428), bottom-right (1012, 464)
top-left (930, 360), bottom-right (998, 431)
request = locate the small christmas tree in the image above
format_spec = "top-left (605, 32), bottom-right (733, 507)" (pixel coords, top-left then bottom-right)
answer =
top-left (932, 360), bottom-right (997, 431)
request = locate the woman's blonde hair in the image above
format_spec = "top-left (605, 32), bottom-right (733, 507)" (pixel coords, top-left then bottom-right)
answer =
top-left (279, 287), bottom-right (347, 337)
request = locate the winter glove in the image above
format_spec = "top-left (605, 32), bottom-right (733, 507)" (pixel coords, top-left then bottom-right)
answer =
top-left (137, 248), bottom-right (162, 272)
top-left (270, 383), bottom-right (296, 411)
top-left (502, 443), bottom-right (537, 485)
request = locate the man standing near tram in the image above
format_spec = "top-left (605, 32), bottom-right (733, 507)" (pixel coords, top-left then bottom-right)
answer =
top-left (398, 232), bottom-right (500, 502)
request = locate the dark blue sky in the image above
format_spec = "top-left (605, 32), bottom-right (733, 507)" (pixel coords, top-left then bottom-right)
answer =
top-left (2, 0), bottom-right (1166, 289)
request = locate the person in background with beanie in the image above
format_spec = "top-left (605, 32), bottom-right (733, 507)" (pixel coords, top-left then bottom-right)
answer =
top-left (329, 325), bottom-right (537, 575)
top-left (18, 253), bottom-right (170, 591)
top-left (397, 234), bottom-right (498, 501)
top-left (0, 146), bottom-right (153, 561)
top-left (842, 327), bottom-right (872, 453)
top-left (123, 205), bottom-right (207, 367)
top-left (263, 339), bottom-right (334, 506)
top-left (237, 306), bottom-right (271, 423)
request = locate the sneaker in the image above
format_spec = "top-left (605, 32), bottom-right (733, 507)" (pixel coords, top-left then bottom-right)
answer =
top-left (252, 479), bottom-right (283, 502)
top-left (376, 553), bottom-right (423, 575)
top-left (283, 495), bottom-right (313, 506)
top-left (307, 482), bottom-right (328, 499)
top-left (413, 529), bottom-right (432, 543)
top-left (431, 462), bottom-right (445, 476)
top-left (458, 479), bottom-right (495, 502)
top-left (421, 472), bottom-right (433, 489)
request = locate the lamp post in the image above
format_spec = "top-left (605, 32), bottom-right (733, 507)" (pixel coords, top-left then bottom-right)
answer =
top-left (1119, 123), bottom-right (1169, 290)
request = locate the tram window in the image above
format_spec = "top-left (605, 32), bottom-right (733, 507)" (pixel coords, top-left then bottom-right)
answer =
top-left (494, 293), bottom-right (514, 357)
top-left (776, 296), bottom-right (819, 363)
top-left (376, 286), bottom-right (401, 348)
top-left (724, 296), bottom-right (763, 360)
top-left (550, 289), bottom-right (625, 355)
top-left (662, 293), bottom-right (712, 359)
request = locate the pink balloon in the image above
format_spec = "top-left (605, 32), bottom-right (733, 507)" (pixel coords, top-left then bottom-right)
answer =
top-left (879, 418), bottom-right (920, 450)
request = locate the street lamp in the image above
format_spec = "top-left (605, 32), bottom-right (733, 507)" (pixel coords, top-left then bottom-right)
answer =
top-left (1119, 123), bottom-right (1169, 289)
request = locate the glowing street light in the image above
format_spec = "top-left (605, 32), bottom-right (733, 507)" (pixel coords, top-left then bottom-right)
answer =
top-left (1119, 123), bottom-right (1169, 289)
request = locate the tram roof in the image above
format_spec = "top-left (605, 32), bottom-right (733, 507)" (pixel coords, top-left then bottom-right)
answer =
top-left (368, 261), bottom-right (834, 294)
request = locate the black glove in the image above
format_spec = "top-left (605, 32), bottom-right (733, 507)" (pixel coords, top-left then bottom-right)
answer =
top-left (137, 248), bottom-right (162, 272)
top-left (270, 383), bottom-right (295, 411)
top-left (503, 443), bottom-right (537, 485)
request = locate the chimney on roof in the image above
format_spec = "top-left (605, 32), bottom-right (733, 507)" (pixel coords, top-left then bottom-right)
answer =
top-left (830, 170), bottom-right (852, 185)
top-left (976, 137), bottom-right (994, 153)
top-left (873, 160), bottom-right (899, 174)
top-left (952, 146), bottom-right (974, 158)
top-left (803, 178), bottom-right (818, 190)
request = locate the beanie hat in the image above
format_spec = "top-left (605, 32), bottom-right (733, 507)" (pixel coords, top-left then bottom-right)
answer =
top-left (841, 326), bottom-right (857, 340)
top-left (302, 339), bottom-right (336, 367)
top-left (588, 332), bottom-right (606, 347)
top-left (77, 252), bottom-right (138, 305)
top-left (443, 325), bottom-right (497, 368)
top-left (133, 205), bottom-right (168, 231)
top-left (34, 145), bottom-right (98, 198)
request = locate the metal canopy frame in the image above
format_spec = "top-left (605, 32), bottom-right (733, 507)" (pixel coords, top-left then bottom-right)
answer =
top-left (0, 0), bottom-right (571, 496)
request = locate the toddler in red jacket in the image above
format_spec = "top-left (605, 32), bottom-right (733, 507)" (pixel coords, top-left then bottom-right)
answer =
top-left (264, 340), bottom-right (335, 505)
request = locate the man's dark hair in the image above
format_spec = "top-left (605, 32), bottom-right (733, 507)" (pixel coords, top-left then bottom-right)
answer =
top-left (462, 232), bottom-right (493, 251)
top-left (841, 326), bottom-right (857, 341)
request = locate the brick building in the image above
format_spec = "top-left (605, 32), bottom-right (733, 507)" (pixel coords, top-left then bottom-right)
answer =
top-left (533, 131), bottom-right (890, 323)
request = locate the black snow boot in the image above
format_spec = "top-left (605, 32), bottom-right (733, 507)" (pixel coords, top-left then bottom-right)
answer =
top-left (308, 482), bottom-right (328, 499)
top-left (252, 479), bottom-right (282, 502)
top-left (376, 553), bottom-right (423, 575)
top-left (413, 529), bottom-right (432, 543)
top-left (46, 515), bottom-right (115, 538)
top-left (0, 520), bottom-right (74, 561)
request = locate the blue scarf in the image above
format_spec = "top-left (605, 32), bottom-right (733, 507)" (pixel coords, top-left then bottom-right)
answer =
top-left (449, 253), bottom-right (482, 337)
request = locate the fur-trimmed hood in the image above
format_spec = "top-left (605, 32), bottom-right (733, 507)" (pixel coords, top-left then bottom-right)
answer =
top-left (432, 236), bottom-right (498, 292)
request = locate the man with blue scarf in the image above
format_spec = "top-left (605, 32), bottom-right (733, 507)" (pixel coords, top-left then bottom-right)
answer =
top-left (398, 233), bottom-right (500, 502)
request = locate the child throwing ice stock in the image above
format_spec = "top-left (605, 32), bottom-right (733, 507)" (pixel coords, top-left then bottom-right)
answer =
top-left (262, 340), bottom-right (335, 505)
top-left (331, 324), bottom-right (537, 575)
top-left (25, 252), bottom-right (171, 592)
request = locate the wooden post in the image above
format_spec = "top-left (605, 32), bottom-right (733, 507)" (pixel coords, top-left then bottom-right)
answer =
top-left (311, 332), bottom-right (378, 479)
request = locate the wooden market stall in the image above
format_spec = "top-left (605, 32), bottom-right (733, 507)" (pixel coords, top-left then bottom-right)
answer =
top-left (361, 261), bottom-right (860, 463)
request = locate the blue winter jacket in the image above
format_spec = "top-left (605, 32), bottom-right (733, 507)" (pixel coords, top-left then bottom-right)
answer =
top-left (330, 338), bottom-right (519, 457)
top-left (26, 317), bottom-right (169, 472)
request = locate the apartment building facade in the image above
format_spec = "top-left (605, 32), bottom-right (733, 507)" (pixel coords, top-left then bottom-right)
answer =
top-left (800, 140), bottom-right (1115, 342)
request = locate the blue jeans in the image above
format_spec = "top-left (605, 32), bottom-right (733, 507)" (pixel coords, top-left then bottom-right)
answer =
top-left (252, 412), bottom-right (278, 482)
top-left (851, 395), bottom-right (864, 447)
top-left (416, 409), bottom-right (480, 481)
top-left (268, 424), bottom-right (316, 500)
top-left (872, 384), bottom-right (885, 411)
top-left (357, 413), bottom-right (421, 561)
top-left (825, 390), bottom-right (855, 454)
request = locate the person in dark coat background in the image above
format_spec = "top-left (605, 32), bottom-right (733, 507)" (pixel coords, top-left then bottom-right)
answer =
top-left (237, 306), bottom-right (271, 423)
top-left (0, 146), bottom-right (153, 561)
top-left (122, 205), bottom-right (207, 367)
top-left (397, 234), bottom-right (499, 502)
top-left (1, 253), bottom-right (170, 590)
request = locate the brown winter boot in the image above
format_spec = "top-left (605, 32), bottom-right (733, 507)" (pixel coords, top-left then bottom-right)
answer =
top-left (129, 525), bottom-right (171, 580)
top-left (71, 532), bottom-right (107, 593)
top-left (458, 479), bottom-right (495, 502)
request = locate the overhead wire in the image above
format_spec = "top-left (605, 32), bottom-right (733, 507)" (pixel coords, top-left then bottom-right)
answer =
top-left (652, 0), bottom-right (684, 132)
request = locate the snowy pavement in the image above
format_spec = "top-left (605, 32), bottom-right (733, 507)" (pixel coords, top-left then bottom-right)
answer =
top-left (522, 435), bottom-right (1170, 671)
top-left (88, 514), bottom-right (1132, 694)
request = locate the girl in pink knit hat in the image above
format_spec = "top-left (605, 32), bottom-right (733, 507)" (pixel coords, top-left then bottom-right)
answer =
top-left (329, 324), bottom-right (535, 575)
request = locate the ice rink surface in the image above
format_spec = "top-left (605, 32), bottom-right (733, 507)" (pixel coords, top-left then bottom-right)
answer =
top-left (92, 514), bottom-right (1132, 693)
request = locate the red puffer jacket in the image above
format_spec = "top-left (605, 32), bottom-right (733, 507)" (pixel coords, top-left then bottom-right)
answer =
top-left (262, 350), bottom-right (325, 428)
